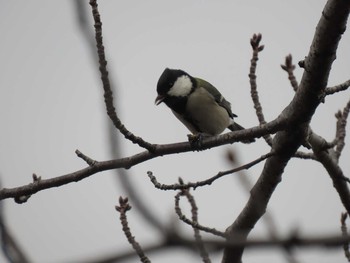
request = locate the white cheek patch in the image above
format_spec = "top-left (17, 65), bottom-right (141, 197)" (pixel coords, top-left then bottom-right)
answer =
top-left (168, 75), bottom-right (193, 97)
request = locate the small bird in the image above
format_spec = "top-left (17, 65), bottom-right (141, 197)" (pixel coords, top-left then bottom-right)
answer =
top-left (155, 68), bottom-right (254, 143)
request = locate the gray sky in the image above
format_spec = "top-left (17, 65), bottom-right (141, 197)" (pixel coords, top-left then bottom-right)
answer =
top-left (0, 1), bottom-right (350, 262)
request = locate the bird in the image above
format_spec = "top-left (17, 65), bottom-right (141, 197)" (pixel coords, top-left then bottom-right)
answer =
top-left (155, 68), bottom-right (254, 143)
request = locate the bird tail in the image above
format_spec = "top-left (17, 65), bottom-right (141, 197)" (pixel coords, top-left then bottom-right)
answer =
top-left (228, 122), bottom-right (255, 143)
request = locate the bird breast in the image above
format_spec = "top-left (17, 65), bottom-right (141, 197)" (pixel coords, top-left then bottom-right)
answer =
top-left (186, 87), bottom-right (231, 135)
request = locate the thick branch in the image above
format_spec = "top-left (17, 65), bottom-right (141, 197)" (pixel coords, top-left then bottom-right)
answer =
top-left (222, 1), bottom-right (350, 262)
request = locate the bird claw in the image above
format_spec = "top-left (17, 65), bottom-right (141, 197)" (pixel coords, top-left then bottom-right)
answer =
top-left (188, 133), bottom-right (209, 150)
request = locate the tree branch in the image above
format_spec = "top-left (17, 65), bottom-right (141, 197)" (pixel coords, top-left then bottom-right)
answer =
top-left (249, 34), bottom-right (273, 146)
top-left (148, 152), bottom-right (273, 190)
top-left (310, 133), bottom-right (350, 215)
top-left (326, 79), bottom-right (350, 95)
top-left (222, 1), bottom-right (350, 262)
top-left (335, 98), bottom-right (350, 161)
top-left (83, 232), bottom-right (350, 263)
top-left (281, 54), bottom-right (299, 92)
top-left (341, 212), bottom-right (350, 262)
top-left (89, 0), bottom-right (155, 151)
top-left (0, 119), bottom-right (284, 202)
top-left (175, 184), bottom-right (211, 262)
top-left (115, 197), bottom-right (151, 263)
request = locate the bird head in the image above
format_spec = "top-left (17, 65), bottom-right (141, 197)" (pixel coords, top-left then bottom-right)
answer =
top-left (155, 68), bottom-right (194, 105)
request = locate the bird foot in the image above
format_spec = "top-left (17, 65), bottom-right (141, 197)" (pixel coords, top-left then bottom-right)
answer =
top-left (187, 133), bottom-right (210, 150)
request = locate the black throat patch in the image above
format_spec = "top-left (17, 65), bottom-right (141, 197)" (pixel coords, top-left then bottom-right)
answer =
top-left (164, 96), bottom-right (188, 115)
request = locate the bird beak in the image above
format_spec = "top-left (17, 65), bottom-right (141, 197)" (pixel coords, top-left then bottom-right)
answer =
top-left (155, 94), bottom-right (165, 105)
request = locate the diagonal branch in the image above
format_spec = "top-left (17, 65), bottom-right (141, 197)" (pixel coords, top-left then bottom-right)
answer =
top-left (310, 133), bottom-right (350, 215)
top-left (222, 1), bottom-right (350, 262)
top-left (74, 0), bottom-right (166, 234)
top-left (89, 0), bottom-right (155, 151)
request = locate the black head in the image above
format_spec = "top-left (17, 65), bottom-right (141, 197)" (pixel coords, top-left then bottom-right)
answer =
top-left (155, 68), bottom-right (196, 116)
top-left (156, 68), bottom-right (191, 95)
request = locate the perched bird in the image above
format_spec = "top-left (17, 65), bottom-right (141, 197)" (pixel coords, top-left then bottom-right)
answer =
top-left (155, 68), bottom-right (254, 143)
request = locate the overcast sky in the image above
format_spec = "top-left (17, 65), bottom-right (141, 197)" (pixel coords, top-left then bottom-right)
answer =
top-left (1, 1), bottom-right (350, 262)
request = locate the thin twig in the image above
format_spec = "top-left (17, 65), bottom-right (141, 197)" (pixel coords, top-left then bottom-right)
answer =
top-left (75, 150), bottom-right (97, 166)
top-left (249, 33), bottom-right (273, 146)
top-left (281, 54), bottom-right (299, 92)
top-left (115, 197), bottom-right (151, 263)
top-left (175, 182), bottom-right (211, 262)
top-left (326, 79), bottom-right (350, 95)
top-left (89, 0), bottom-right (155, 152)
top-left (148, 152), bottom-right (273, 191)
top-left (334, 99), bottom-right (350, 160)
top-left (174, 182), bottom-right (225, 238)
top-left (74, 0), bottom-right (165, 233)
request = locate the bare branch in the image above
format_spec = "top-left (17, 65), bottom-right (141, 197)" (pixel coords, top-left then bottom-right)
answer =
top-left (73, 0), bottom-right (166, 234)
top-left (341, 212), bottom-right (350, 262)
top-left (310, 133), bottom-right (350, 215)
top-left (75, 149), bottom-right (97, 166)
top-left (281, 54), bottom-right (299, 91)
top-left (225, 149), bottom-right (300, 263)
top-left (13, 174), bottom-right (42, 204)
top-left (89, 0), bottom-right (155, 151)
top-left (115, 197), bottom-right (151, 263)
top-left (0, 119), bottom-right (284, 202)
top-left (334, 99), bottom-right (350, 160)
top-left (175, 183), bottom-right (211, 262)
top-left (326, 79), bottom-right (350, 95)
top-left (148, 152), bottom-right (273, 191)
top-left (223, 2), bottom-right (350, 262)
top-left (174, 181), bottom-right (225, 238)
top-left (81, 231), bottom-right (350, 263)
top-left (249, 34), bottom-right (273, 146)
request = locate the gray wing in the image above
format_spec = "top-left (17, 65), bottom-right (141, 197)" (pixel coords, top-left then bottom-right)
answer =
top-left (195, 78), bottom-right (237, 118)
